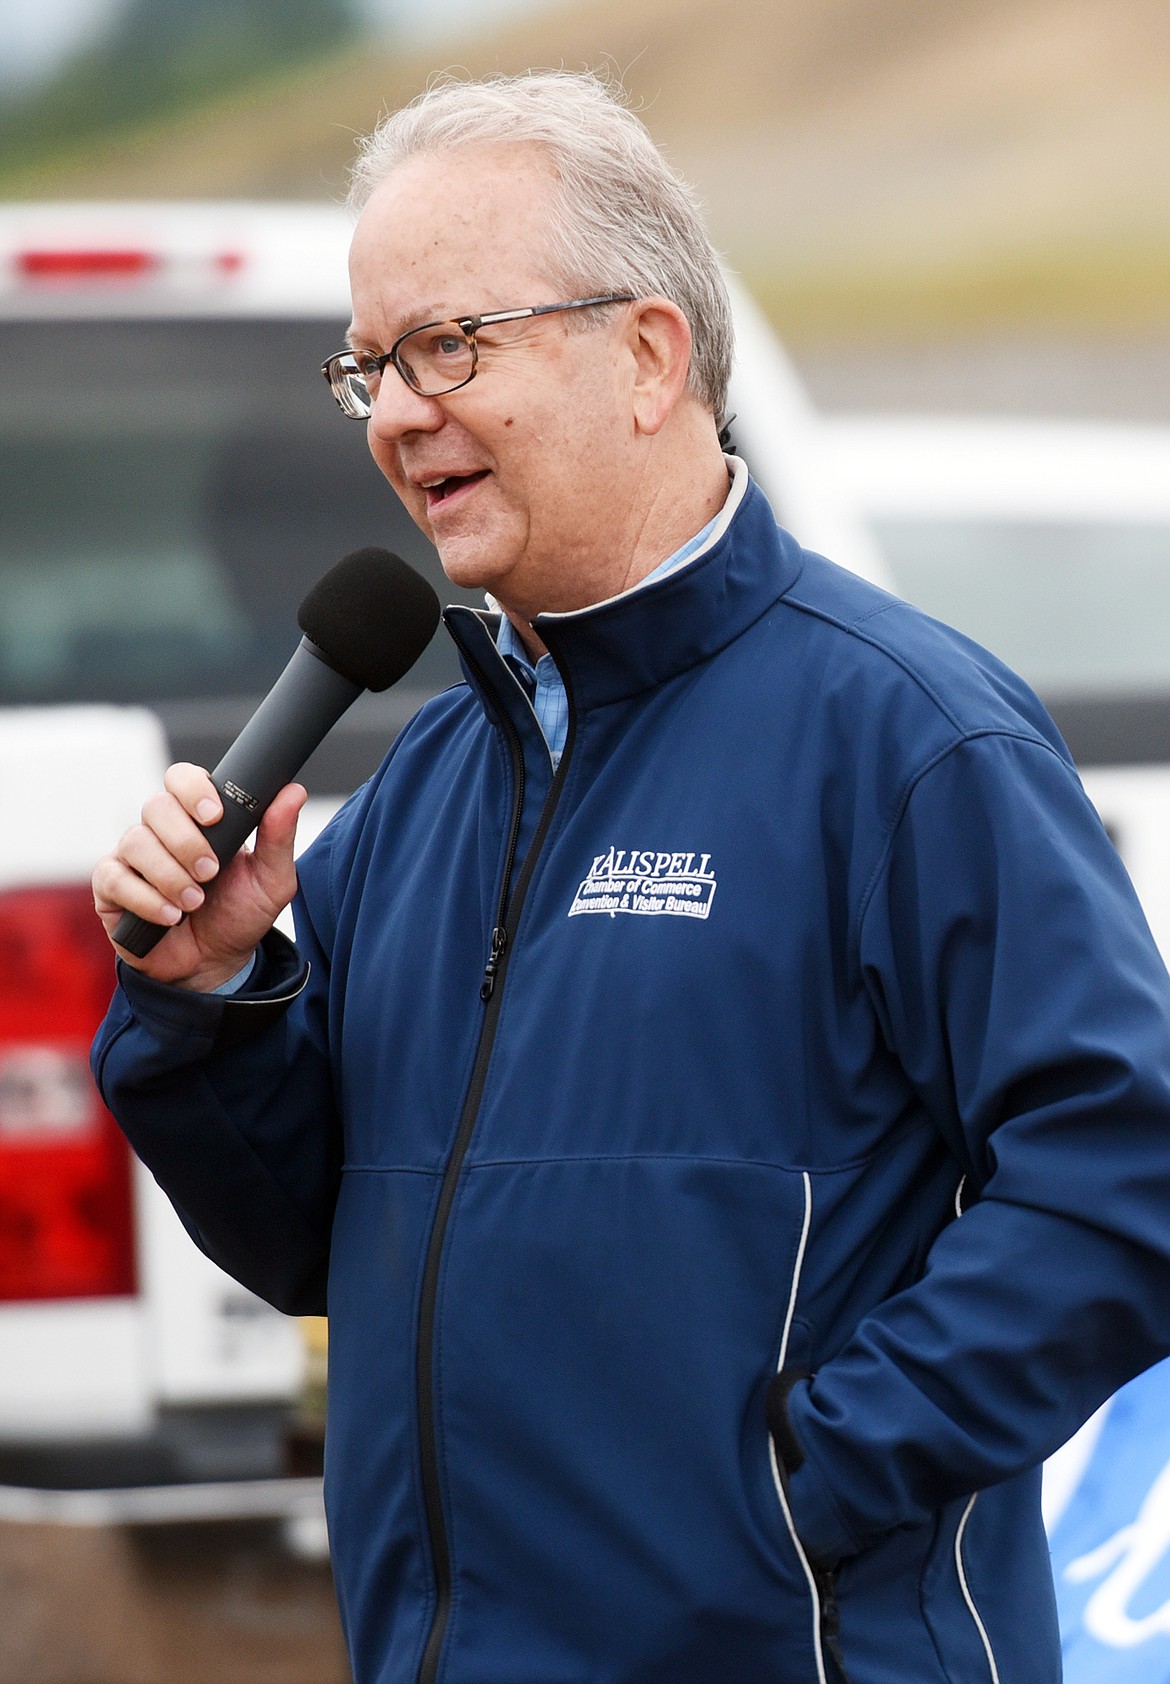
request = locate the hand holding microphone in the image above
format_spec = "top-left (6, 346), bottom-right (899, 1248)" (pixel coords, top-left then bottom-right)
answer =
top-left (93, 548), bottom-right (440, 990)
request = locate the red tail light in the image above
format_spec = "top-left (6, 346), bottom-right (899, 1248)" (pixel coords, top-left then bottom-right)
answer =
top-left (0, 887), bottom-right (135, 1301)
top-left (12, 248), bottom-right (245, 286)
top-left (16, 249), bottom-right (159, 280)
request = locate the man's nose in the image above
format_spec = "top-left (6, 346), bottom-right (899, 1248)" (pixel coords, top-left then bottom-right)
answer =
top-left (367, 371), bottom-right (444, 440)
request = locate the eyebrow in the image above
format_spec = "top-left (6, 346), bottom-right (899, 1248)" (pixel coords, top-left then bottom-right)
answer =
top-left (343, 330), bottom-right (380, 357)
top-left (345, 303), bottom-right (464, 350)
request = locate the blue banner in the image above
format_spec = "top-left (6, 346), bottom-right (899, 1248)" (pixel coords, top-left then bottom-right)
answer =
top-left (1049, 1358), bottom-right (1170, 1680)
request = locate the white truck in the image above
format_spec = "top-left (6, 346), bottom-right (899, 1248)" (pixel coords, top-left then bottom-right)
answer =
top-left (0, 204), bottom-right (452, 1488)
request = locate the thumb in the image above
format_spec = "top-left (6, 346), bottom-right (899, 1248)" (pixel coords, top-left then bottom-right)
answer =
top-left (250, 783), bottom-right (308, 888)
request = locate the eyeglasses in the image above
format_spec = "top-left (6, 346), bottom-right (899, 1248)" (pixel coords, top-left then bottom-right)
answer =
top-left (322, 293), bottom-right (636, 418)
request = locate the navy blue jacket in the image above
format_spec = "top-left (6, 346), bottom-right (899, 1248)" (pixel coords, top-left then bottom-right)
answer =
top-left (94, 477), bottom-right (1170, 1684)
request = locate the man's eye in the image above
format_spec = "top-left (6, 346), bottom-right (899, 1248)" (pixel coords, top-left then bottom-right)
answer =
top-left (429, 331), bottom-right (467, 358)
top-left (353, 352), bottom-right (382, 382)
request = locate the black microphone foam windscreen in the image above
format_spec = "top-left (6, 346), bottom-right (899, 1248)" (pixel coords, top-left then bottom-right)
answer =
top-left (297, 547), bottom-right (441, 692)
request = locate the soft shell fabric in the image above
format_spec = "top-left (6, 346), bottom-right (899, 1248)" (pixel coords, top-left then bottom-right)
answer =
top-left (94, 477), bottom-right (1170, 1684)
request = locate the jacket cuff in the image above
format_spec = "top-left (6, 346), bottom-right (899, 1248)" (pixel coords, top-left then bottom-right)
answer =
top-left (767, 1371), bottom-right (860, 1569)
top-left (116, 929), bottom-right (309, 1048)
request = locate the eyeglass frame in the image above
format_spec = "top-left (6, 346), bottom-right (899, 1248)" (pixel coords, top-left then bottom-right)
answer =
top-left (321, 293), bottom-right (637, 416)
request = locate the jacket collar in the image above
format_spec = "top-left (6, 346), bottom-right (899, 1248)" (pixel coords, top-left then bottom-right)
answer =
top-left (443, 469), bottom-right (803, 719)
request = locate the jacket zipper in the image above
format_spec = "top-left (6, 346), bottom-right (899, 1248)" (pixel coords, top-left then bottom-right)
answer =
top-left (815, 1568), bottom-right (851, 1684)
top-left (415, 661), bottom-right (575, 1684)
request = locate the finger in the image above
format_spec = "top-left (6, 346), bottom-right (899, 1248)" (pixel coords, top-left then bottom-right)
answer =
top-left (120, 819), bottom-right (218, 914)
top-left (163, 762), bottom-right (223, 827)
top-left (92, 848), bottom-right (184, 928)
top-left (139, 789), bottom-right (221, 882)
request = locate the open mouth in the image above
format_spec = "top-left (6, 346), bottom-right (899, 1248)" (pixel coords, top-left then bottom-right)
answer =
top-left (425, 470), bottom-right (489, 510)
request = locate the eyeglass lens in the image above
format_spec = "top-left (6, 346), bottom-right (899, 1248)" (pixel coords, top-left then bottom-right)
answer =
top-left (340, 365), bottom-right (372, 417)
top-left (397, 323), bottom-right (475, 394)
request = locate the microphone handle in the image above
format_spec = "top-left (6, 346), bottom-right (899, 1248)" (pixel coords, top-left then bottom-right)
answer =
top-left (112, 640), bottom-right (361, 959)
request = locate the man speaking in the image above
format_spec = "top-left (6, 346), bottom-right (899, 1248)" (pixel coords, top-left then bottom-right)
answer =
top-left (92, 71), bottom-right (1170, 1684)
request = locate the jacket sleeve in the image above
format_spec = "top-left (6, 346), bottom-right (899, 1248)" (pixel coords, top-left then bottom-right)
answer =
top-left (782, 730), bottom-right (1170, 1567)
top-left (91, 845), bottom-right (343, 1318)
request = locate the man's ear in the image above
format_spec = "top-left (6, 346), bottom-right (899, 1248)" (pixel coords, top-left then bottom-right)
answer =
top-left (626, 298), bottom-right (693, 436)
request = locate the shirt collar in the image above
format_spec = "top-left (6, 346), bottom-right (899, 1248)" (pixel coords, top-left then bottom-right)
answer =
top-left (442, 464), bottom-right (803, 720)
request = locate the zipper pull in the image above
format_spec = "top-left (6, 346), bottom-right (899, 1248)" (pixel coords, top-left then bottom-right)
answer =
top-left (480, 925), bottom-right (508, 1001)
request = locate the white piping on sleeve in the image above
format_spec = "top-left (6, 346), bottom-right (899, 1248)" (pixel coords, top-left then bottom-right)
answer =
top-left (955, 1495), bottom-right (1001, 1684)
top-left (768, 1171), bottom-right (827, 1684)
top-left (947, 1185), bottom-right (1000, 1681)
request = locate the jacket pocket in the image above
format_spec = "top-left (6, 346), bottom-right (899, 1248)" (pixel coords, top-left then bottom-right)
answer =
top-left (763, 1171), bottom-right (853, 1684)
top-left (768, 1408), bottom-right (850, 1684)
top-left (920, 1496), bottom-right (1003, 1684)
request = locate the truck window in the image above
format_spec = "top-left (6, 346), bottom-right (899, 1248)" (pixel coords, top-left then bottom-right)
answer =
top-left (0, 318), bottom-right (480, 791)
top-left (874, 518), bottom-right (1170, 698)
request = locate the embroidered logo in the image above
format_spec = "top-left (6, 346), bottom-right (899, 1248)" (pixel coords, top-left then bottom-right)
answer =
top-left (568, 848), bottom-right (717, 920)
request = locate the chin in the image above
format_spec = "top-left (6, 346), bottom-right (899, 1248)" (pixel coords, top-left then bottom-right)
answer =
top-left (436, 544), bottom-right (517, 601)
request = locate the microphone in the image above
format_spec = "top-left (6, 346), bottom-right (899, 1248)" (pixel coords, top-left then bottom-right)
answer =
top-left (112, 547), bottom-right (441, 959)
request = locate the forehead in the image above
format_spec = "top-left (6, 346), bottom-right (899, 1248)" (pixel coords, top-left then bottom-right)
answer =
top-left (348, 145), bottom-right (562, 337)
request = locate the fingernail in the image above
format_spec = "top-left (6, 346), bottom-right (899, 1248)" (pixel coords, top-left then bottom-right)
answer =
top-left (193, 856), bottom-right (218, 881)
top-left (160, 903), bottom-right (182, 924)
top-left (179, 886), bottom-right (204, 911)
top-left (197, 798), bottom-right (220, 823)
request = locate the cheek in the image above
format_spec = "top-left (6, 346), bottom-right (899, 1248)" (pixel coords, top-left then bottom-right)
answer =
top-left (366, 426), bottom-right (397, 482)
top-left (366, 430), bottom-right (408, 499)
top-left (366, 434), bottom-right (431, 533)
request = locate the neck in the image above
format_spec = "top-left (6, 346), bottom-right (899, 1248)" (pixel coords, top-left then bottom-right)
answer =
top-left (503, 413), bottom-right (730, 650)
top-left (505, 610), bottom-right (549, 660)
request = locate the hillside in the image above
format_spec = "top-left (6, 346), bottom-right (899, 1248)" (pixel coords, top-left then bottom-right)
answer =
top-left (6, 0), bottom-right (1170, 338)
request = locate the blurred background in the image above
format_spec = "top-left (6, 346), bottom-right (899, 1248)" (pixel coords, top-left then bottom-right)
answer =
top-left (2, 2), bottom-right (1170, 1680)
top-left (2, 0), bottom-right (1169, 416)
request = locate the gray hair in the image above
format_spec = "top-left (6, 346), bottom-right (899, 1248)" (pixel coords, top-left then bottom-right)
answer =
top-left (348, 71), bottom-right (734, 418)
